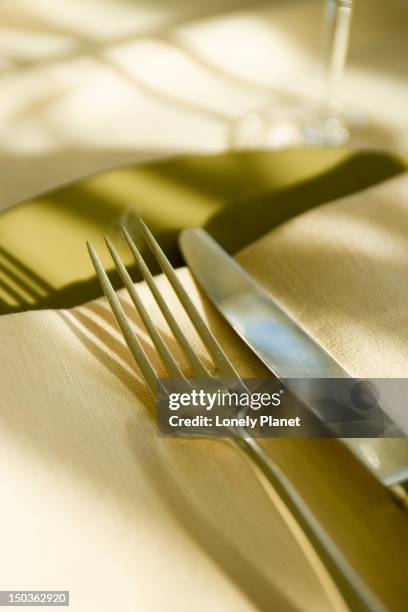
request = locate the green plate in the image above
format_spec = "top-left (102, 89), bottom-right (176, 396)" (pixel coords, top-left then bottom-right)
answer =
top-left (0, 147), bottom-right (405, 315)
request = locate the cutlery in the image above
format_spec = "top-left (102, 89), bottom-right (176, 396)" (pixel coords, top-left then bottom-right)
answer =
top-left (179, 228), bottom-right (408, 502)
top-left (87, 220), bottom-right (386, 612)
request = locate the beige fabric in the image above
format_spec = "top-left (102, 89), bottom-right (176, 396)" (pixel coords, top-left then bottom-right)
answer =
top-left (2, 172), bottom-right (408, 610)
top-left (237, 171), bottom-right (408, 431)
top-left (0, 0), bottom-right (407, 211)
top-left (0, 278), bottom-right (344, 612)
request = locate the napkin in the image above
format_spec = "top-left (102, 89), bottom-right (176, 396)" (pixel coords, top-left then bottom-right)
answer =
top-left (0, 278), bottom-right (346, 612)
top-left (237, 171), bottom-right (408, 431)
top-left (2, 173), bottom-right (408, 611)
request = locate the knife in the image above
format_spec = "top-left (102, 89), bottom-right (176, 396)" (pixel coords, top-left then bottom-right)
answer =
top-left (180, 228), bottom-right (408, 498)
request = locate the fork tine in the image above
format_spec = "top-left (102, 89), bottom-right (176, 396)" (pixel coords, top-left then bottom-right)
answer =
top-left (104, 235), bottom-right (188, 385)
top-left (122, 227), bottom-right (210, 379)
top-left (136, 219), bottom-right (241, 381)
top-left (87, 241), bottom-right (159, 396)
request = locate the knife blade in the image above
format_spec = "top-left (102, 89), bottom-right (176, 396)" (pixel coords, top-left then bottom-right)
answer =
top-left (180, 228), bottom-right (408, 490)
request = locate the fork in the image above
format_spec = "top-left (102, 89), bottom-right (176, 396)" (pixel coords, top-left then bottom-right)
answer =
top-left (87, 219), bottom-right (382, 612)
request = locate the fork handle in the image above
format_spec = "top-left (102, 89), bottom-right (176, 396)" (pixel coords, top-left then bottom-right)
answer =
top-left (234, 436), bottom-right (384, 612)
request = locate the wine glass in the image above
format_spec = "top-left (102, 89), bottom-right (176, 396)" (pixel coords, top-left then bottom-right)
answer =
top-left (231, 0), bottom-right (399, 150)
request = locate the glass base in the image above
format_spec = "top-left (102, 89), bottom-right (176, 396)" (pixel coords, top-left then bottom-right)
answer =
top-left (231, 101), bottom-right (405, 152)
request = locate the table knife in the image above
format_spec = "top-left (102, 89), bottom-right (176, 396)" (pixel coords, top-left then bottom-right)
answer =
top-left (180, 228), bottom-right (408, 502)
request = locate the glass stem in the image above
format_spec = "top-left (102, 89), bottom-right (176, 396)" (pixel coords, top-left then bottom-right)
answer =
top-left (324, 0), bottom-right (354, 117)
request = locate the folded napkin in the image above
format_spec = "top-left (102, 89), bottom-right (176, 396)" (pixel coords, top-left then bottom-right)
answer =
top-left (237, 171), bottom-right (408, 433)
top-left (2, 172), bottom-right (408, 611)
top-left (0, 279), bottom-right (345, 612)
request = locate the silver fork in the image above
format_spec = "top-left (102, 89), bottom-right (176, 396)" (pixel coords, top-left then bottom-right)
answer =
top-left (87, 219), bottom-right (383, 612)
